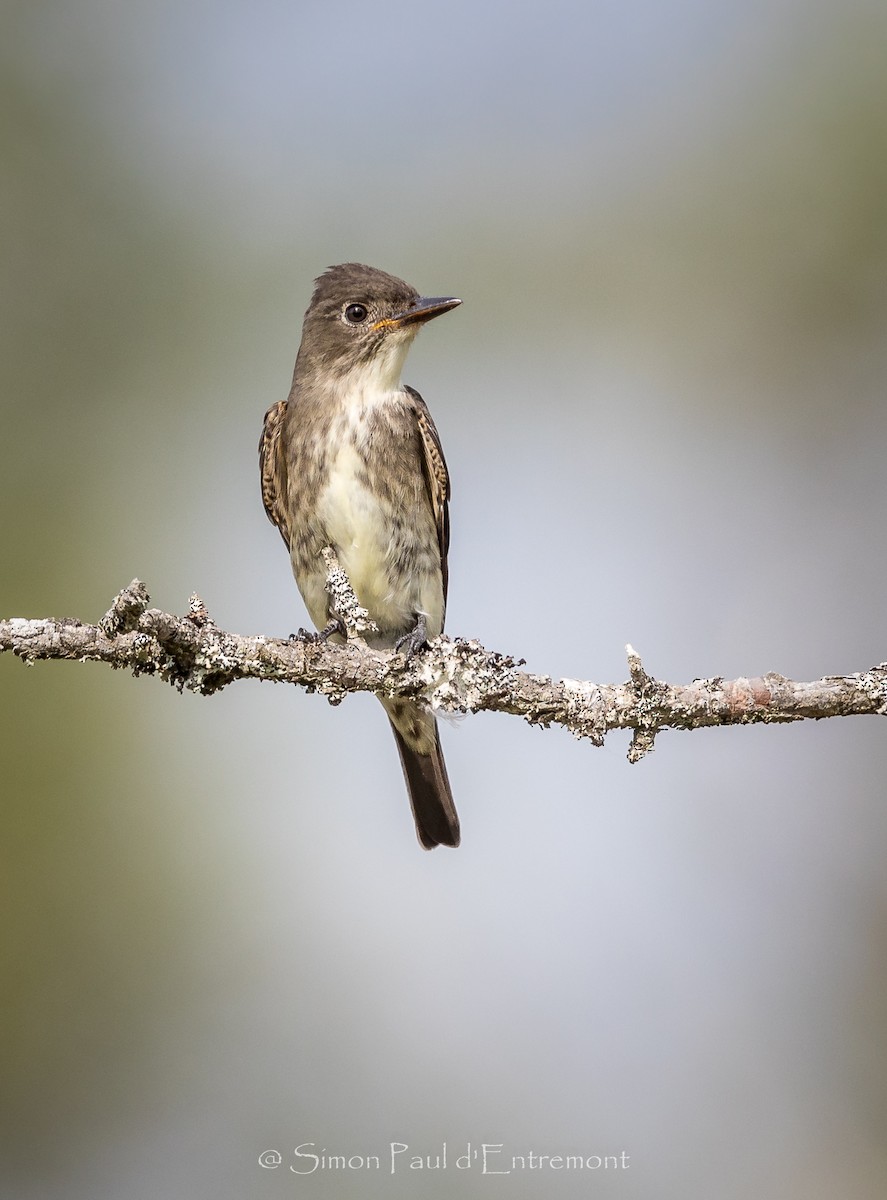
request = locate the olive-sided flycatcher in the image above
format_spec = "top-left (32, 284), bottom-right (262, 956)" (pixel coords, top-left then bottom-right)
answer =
top-left (259, 263), bottom-right (461, 848)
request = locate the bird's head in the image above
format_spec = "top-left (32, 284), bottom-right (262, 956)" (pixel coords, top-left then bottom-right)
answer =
top-left (295, 262), bottom-right (461, 390)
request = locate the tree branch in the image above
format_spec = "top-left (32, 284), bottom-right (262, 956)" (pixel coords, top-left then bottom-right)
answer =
top-left (2, 577), bottom-right (885, 759)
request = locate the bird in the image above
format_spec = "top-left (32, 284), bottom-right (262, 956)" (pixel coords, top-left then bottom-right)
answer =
top-left (259, 263), bottom-right (462, 848)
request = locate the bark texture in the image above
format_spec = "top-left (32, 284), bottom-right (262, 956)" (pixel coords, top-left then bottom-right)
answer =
top-left (2, 575), bottom-right (885, 760)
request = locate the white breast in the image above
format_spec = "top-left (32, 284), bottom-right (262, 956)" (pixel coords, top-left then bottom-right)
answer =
top-left (313, 364), bottom-right (444, 638)
top-left (316, 389), bottom-right (402, 622)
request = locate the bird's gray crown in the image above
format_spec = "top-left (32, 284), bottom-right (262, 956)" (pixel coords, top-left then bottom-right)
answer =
top-left (310, 263), bottom-right (419, 316)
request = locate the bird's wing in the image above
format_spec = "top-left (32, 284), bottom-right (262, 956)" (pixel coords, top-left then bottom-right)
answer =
top-left (259, 399), bottom-right (291, 549)
top-left (405, 385), bottom-right (451, 603)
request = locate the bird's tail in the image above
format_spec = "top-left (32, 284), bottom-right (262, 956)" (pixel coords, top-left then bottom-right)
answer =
top-left (382, 698), bottom-right (460, 849)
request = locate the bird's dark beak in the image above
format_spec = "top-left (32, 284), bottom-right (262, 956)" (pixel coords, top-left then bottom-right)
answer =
top-left (374, 296), bottom-right (461, 331)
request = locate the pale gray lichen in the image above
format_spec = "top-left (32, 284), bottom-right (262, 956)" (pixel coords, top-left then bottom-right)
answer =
top-left (321, 546), bottom-right (379, 639)
top-left (561, 678), bottom-right (606, 746)
top-left (3, 580), bottom-right (886, 751)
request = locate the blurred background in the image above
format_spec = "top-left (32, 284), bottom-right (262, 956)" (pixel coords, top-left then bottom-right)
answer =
top-left (2, 1), bottom-right (887, 1196)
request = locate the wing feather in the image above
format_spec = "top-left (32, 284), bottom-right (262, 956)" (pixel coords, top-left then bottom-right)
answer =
top-left (405, 385), bottom-right (450, 603)
top-left (258, 399), bottom-right (291, 549)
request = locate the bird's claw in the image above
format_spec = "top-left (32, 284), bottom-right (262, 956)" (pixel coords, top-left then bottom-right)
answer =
top-left (395, 613), bottom-right (428, 659)
top-left (290, 617), bottom-right (345, 644)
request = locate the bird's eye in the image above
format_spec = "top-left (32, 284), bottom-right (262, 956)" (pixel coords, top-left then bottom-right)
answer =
top-left (344, 303), bottom-right (368, 324)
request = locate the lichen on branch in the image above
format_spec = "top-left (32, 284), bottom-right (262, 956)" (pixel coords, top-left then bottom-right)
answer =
top-left (2, 574), bottom-right (886, 760)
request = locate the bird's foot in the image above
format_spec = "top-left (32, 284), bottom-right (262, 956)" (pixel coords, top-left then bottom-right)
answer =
top-left (289, 617), bottom-right (345, 644)
top-left (394, 613), bottom-right (428, 659)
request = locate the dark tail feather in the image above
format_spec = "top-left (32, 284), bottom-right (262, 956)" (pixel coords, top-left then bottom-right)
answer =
top-left (389, 720), bottom-right (460, 850)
